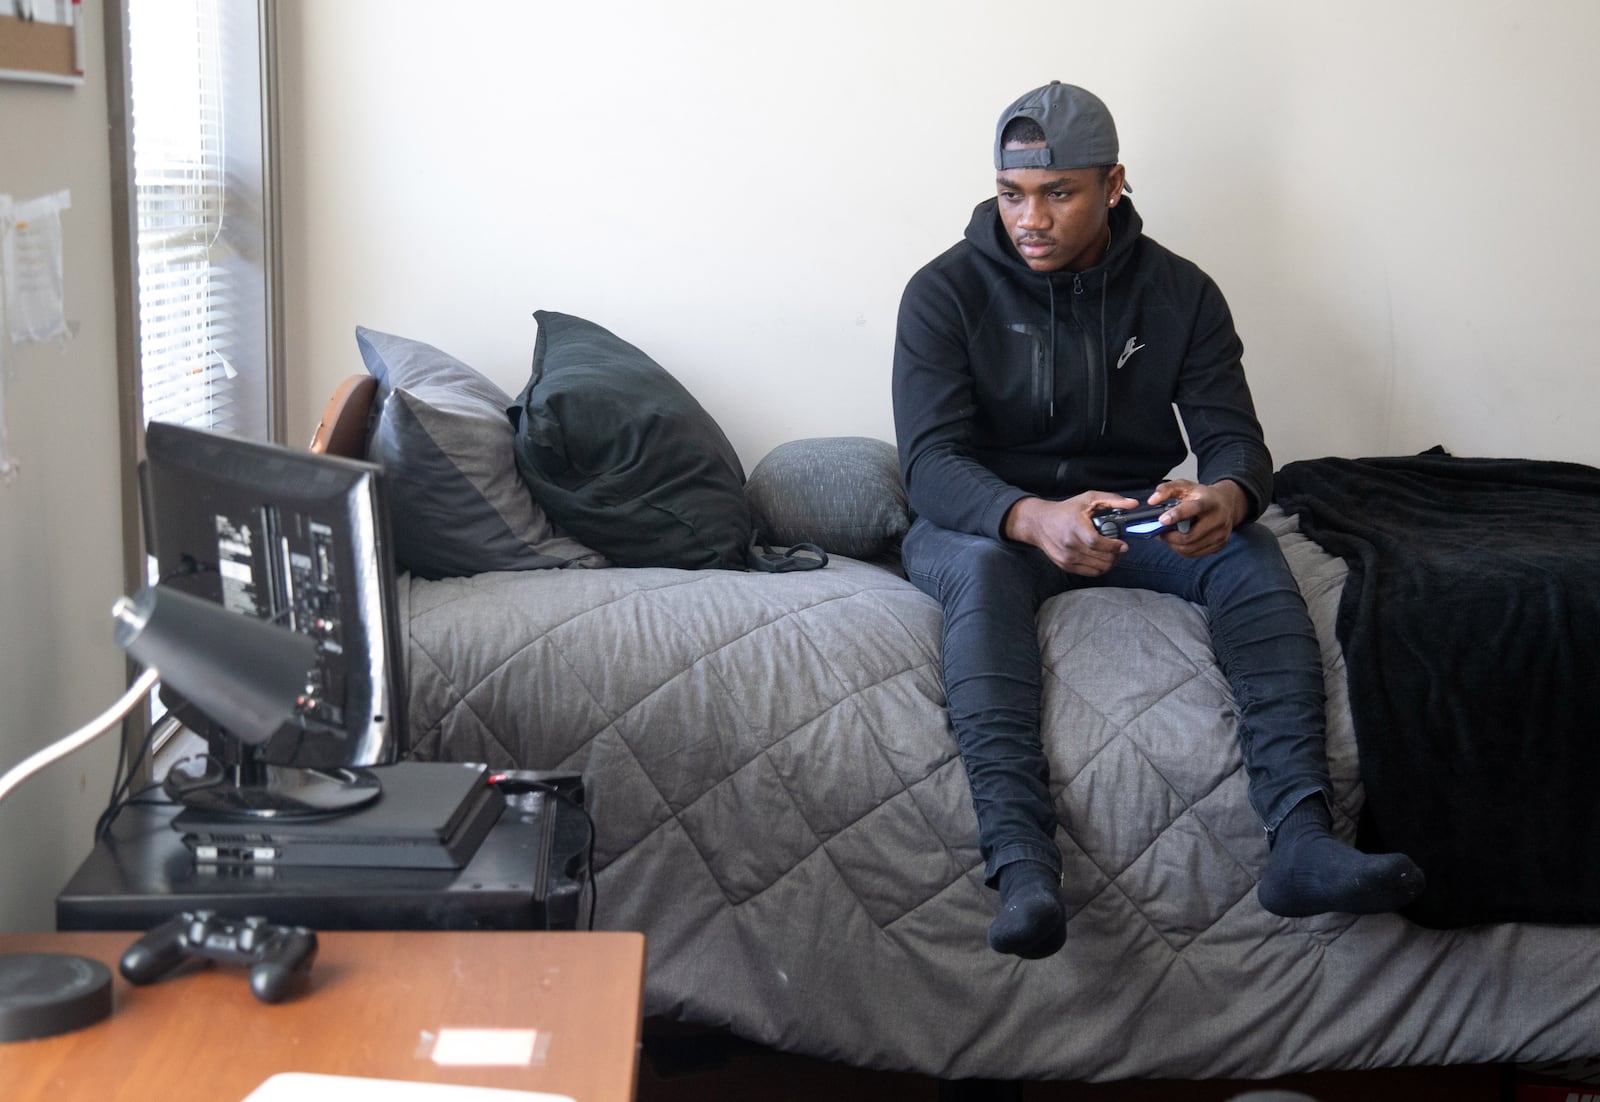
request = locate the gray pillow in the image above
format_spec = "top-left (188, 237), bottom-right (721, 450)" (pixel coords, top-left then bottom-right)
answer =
top-left (356, 326), bottom-right (604, 579)
top-left (745, 437), bottom-right (909, 561)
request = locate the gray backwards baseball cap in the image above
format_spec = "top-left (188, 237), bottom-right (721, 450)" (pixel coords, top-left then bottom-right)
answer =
top-left (995, 81), bottom-right (1119, 171)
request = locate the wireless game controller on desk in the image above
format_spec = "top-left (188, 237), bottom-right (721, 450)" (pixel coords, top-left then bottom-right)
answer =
top-left (120, 910), bottom-right (317, 1003)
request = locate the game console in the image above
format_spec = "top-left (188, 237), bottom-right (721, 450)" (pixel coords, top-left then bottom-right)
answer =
top-left (173, 761), bottom-right (500, 870)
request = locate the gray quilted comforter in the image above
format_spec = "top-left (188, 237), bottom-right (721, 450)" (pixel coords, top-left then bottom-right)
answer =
top-left (400, 508), bottom-right (1600, 1082)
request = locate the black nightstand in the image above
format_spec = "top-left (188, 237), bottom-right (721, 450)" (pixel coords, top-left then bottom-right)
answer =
top-left (56, 785), bottom-right (589, 932)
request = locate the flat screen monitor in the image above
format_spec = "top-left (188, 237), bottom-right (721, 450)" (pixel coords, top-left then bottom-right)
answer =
top-left (139, 422), bottom-right (406, 817)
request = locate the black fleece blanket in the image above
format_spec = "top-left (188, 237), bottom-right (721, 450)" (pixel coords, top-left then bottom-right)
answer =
top-left (1273, 450), bottom-right (1600, 928)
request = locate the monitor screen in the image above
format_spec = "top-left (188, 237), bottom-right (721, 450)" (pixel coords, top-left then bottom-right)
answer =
top-left (140, 422), bottom-right (406, 772)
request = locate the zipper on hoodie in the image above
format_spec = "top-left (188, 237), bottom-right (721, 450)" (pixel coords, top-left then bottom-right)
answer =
top-left (1069, 271), bottom-right (1108, 448)
top-left (1097, 278), bottom-right (1110, 436)
top-left (1040, 279), bottom-right (1057, 435)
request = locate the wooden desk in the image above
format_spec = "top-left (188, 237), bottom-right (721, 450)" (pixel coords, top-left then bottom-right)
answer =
top-left (0, 930), bottom-right (645, 1102)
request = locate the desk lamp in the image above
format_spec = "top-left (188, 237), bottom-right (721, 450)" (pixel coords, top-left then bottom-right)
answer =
top-left (0, 586), bottom-right (316, 1042)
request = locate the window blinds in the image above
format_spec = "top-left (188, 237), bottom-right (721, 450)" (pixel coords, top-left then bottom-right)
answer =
top-left (128, 0), bottom-right (237, 432)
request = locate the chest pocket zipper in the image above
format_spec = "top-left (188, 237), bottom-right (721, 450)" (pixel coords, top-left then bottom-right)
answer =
top-left (1003, 322), bottom-right (1052, 436)
top-left (1070, 271), bottom-right (1108, 445)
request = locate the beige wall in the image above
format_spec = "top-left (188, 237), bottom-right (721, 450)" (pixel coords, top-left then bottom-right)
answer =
top-left (0, 0), bottom-right (126, 931)
top-left (277, 0), bottom-right (1600, 475)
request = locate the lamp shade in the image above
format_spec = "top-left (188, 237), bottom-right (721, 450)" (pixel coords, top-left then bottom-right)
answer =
top-left (112, 587), bottom-right (317, 745)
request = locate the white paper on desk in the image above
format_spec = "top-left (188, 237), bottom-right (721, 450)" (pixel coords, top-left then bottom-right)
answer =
top-left (429, 1027), bottom-right (541, 1067)
top-left (241, 1073), bottom-right (575, 1102)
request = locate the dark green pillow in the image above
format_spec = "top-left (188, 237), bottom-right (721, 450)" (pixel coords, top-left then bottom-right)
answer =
top-left (508, 311), bottom-right (752, 570)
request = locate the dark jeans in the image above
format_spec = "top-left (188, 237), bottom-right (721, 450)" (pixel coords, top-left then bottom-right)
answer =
top-left (902, 516), bottom-right (1330, 884)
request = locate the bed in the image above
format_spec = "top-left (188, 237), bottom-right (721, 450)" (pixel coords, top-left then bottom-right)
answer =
top-left (311, 328), bottom-right (1600, 1083)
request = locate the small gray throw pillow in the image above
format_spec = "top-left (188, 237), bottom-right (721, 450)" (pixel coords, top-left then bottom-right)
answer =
top-left (745, 437), bottom-right (909, 561)
top-left (357, 326), bottom-right (604, 579)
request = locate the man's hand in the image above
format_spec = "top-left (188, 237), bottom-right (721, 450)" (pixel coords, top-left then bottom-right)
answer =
top-left (1004, 481), bottom-right (1251, 572)
top-left (1003, 491), bottom-right (1140, 576)
top-left (1148, 479), bottom-right (1248, 557)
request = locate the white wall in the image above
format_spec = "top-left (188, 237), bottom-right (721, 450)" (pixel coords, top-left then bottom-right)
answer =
top-left (0, 0), bottom-right (126, 931)
top-left (279, 1), bottom-right (1600, 476)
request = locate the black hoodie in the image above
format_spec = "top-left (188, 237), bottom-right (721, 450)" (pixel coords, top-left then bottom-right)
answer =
top-left (892, 196), bottom-right (1272, 541)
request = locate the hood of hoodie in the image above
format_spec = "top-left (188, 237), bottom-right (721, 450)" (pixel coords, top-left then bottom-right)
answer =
top-left (963, 194), bottom-right (1144, 279)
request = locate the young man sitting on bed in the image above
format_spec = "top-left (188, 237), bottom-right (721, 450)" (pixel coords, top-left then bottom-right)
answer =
top-left (891, 81), bottom-right (1425, 959)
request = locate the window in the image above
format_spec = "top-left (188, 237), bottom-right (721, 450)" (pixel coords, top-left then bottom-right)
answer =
top-left (107, 0), bottom-right (281, 763)
top-left (122, 0), bottom-right (277, 439)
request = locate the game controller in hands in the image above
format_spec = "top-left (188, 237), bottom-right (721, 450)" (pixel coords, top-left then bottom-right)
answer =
top-left (119, 910), bottom-right (317, 1003)
top-left (1092, 499), bottom-right (1193, 539)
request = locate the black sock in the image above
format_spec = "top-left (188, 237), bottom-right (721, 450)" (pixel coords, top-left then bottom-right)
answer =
top-left (988, 860), bottom-right (1065, 958)
top-left (1258, 795), bottom-right (1425, 918)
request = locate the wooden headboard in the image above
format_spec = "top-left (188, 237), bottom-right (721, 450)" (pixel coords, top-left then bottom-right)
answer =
top-left (308, 375), bottom-right (377, 459)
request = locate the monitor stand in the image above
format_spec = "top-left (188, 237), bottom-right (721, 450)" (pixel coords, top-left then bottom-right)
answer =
top-left (163, 753), bottom-right (382, 820)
